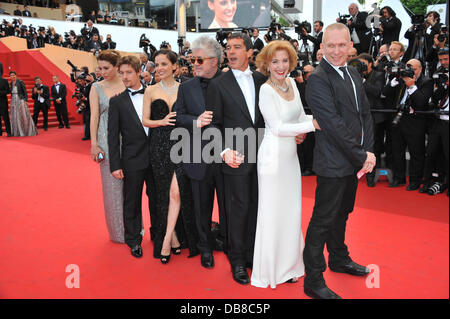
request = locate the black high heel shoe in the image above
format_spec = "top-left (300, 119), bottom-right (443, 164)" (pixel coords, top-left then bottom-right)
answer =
top-left (171, 246), bottom-right (181, 255)
top-left (160, 253), bottom-right (171, 264)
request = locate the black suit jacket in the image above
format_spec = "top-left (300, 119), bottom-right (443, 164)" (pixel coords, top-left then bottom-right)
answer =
top-left (11, 80), bottom-right (27, 101)
top-left (349, 11), bottom-right (371, 52)
top-left (174, 74), bottom-right (222, 180)
top-left (22, 10), bottom-right (31, 17)
top-left (307, 31), bottom-right (323, 62)
top-left (51, 83), bottom-right (67, 105)
top-left (381, 16), bottom-right (402, 45)
top-left (32, 84), bottom-right (51, 108)
top-left (206, 69), bottom-right (267, 176)
top-left (252, 38), bottom-right (264, 52)
top-left (108, 90), bottom-right (151, 173)
top-left (403, 24), bottom-right (440, 62)
top-left (363, 70), bottom-right (387, 123)
top-left (13, 10), bottom-right (22, 16)
top-left (306, 59), bottom-right (374, 177)
top-left (0, 78), bottom-right (10, 109)
top-left (101, 41), bottom-right (116, 50)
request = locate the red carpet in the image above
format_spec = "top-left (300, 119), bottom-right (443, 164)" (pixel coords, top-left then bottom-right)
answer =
top-left (0, 126), bottom-right (448, 299)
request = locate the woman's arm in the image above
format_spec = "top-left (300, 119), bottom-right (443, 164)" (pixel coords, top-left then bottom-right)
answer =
top-left (89, 84), bottom-right (104, 161)
top-left (142, 87), bottom-right (176, 128)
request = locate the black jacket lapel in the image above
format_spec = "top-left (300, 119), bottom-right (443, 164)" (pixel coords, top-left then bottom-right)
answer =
top-left (122, 91), bottom-right (147, 137)
top-left (223, 70), bottom-right (254, 124)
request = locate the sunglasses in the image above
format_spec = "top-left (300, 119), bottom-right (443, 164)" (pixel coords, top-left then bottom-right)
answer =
top-left (190, 56), bottom-right (215, 65)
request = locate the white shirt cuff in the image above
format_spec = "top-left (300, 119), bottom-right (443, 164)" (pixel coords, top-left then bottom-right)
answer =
top-left (407, 85), bottom-right (418, 95)
top-left (220, 148), bottom-right (231, 158)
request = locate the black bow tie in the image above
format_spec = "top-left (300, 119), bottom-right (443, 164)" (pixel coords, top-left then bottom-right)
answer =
top-left (128, 88), bottom-right (145, 96)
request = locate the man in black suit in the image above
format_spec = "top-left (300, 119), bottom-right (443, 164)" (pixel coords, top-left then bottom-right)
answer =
top-left (108, 55), bottom-right (156, 259)
top-left (51, 75), bottom-right (70, 129)
top-left (206, 33), bottom-right (267, 285)
top-left (22, 6), bottom-right (32, 17)
top-left (0, 63), bottom-right (11, 137)
top-left (251, 28), bottom-right (264, 52)
top-left (85, 33), bottom-right (102, 54)
top-left (81, 20), bottom-right (99, 41)
top-left (379, 6), bottom-right (402, 46)
top-left (174, 36), bottom-right (227, 269)
top-left (338, 3), bottom-right (371, 54)
top-left (304, 23), bottom-right (375, 299)
top-left (403, 11), bottom-right (441, 62)
top-left (32, 76), bottom-right (51, 131)
top-left (383, 59), bottom-right (434, 190)
top-left (101, 34), bottom-right (116, 50)
top-left (304, 20), bottom-right (324, 63)
top-left (13, 5), bottom-right (22, 16)
top-left (358, 53), bottom-right (388, 187)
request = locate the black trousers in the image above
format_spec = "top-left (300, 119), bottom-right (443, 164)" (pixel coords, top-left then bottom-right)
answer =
top-left (303, 174), bottom-right (358, 289)
top-left (191, 163), bottom-right (227, 254)
top-left (391, 115), bottom-right (427, 183)
top-left (223, 171), bottom-right (258, 268)
top-left (0, 107), bottom-right (11, 135)
top-left (83, 110), bottom-right (90, 138)
top-left (123, 165), bottom-right (157, 248)
top-left (423, 119), bottom-right (449, 184)
top-left (32, 102), bottom-right (48, 129)
top-left (55, 102), bottom-right (69, 127)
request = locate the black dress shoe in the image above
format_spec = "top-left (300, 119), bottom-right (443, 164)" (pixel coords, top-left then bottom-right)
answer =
top-left (388, 178), bottom-right (406, 188)
top-left (201, 252), bottom-right (214, 269)
top-left (329, 261), bottom-right (370, 276)
top-left (131, 245), bottom-right (143, 258)
top-left (304, 285), bottom-right (341, 299)
top-left (406, 182), bottom-right (421, 191)
top-left (81, 136), bottom-right (90, 141)
top-left (66, 125), bottom-right (71, 129)
top-left (58, 124), bottom-right (64, 128)
top-left (232, 265), bottom-right (250, 285)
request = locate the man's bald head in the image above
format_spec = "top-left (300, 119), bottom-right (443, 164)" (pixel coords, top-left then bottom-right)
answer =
top-left (407, 59), bottom-right (423, 79)
top-left (142, 71), bottom-right (152, 83)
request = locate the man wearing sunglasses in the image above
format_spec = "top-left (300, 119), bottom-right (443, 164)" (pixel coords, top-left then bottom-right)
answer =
top-left (173, 36), bottom-right (228, 270)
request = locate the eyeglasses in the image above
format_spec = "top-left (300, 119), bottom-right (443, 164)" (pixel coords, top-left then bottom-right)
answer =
top-left (190, 56), bottom-right (215, 65)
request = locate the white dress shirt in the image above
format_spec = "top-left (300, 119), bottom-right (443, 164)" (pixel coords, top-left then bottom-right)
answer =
top-left (127, 86), bottom-right (148, 136)
top-left (231, 67), bottom-right (256, 123)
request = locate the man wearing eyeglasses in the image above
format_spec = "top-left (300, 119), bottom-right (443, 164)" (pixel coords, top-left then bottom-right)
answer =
top-left (173, 36), bottom-right (228, 270)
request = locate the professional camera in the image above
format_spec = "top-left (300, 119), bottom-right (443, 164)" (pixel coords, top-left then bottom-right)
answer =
top-left (160, 41), bottom-right (170, 49)
top-left (411, 14), bottom-right (425, 31)
top-left (139, 33), bottom-right (150, 48)
top-left (71, 77), bottom-right (88, 114)
top-left (294, 20), bottom-right (311, 36)
top-left (338, 13), bottom-right (352, 25)
top-left (67, 60), bottom-right (81, 83)
top-left (433, 66), bottom-right (449, 84)
top-left (392, 103), bottom-right (409, 126)
top-left (386, 61), bottom-right (415, 79)
top-left (348, 58), bottom-right (368, 77)
top-left (216, 29), bottom-right (230, 47)
top-left (242, 27), bottom-right (253, 37)
top-left (438, 25), bottom-right (448, 43)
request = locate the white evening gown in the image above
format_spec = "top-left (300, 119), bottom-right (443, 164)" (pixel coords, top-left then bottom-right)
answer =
top-left (251, 77), bottom-right (315, 289)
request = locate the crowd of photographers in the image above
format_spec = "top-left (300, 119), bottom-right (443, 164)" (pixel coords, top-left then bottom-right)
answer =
top-left (1, 2), bottom-right (448, 195)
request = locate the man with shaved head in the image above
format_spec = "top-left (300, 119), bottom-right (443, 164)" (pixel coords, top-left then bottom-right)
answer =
top-left (387, 58), bottom-right (434, 190)
top-left (304, 23), bottom-right (375, 299)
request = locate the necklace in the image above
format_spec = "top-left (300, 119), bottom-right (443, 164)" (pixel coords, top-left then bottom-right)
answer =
top-left (270, 79), bottom-right (289, 93)
top-left (160, 80), bottom-right (178, 95)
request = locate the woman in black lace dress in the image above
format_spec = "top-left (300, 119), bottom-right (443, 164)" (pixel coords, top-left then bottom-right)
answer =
top-left (142, 50), bottom-right (199, 263)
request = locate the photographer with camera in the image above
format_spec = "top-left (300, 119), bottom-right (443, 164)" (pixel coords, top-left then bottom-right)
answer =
top-left (301, 20), bottom-right (323, 63)
top-left (74, 73), bottom-right (91, 141)
top-left (426, 25), bottom-right (448, 76)
top-left (383, 59), bottom-right (434, 190)
top-left (379, 6), bottom-right (402, 46)
top-left (31, 76), bottom-right (51, 131)
top-left (373, 44), bottom-right (389, 72)
top-left (337, 3), bottom-right (371, 54)
top-left (80, 20), bottom-right (99, 42)
top-left (404, 11), bottom-right (441, 63)
top-left (251, 28), bottom-right (264, 52)
top-left (358, 53), bottom-right (388, 187)
top-left (422, 49), bottom-right (449, 196)
top-left (101, 34), bottom-right (116, 50)
top-left (85, 33), bottom-right (102, 56)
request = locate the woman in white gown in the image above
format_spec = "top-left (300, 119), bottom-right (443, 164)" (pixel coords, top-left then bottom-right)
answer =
top-left (251, 41), bottom-right (320, 288)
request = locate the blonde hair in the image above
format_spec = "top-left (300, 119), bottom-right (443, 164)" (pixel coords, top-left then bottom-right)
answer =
top-left (390, 41), bottom-right (405, 53)
top-left (255, 40), bottom-right (298, 76)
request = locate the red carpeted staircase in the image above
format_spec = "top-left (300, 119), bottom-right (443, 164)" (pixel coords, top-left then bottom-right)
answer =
top-left (1, 73), bottom-right (80, 131)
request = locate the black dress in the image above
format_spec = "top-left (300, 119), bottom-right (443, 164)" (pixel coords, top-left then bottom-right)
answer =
top-left (149, 99), bottom-right (199, 258)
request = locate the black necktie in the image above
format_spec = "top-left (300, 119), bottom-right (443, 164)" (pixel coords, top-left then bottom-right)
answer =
top-left (339, 66), bottom-right (358, 110)
top-left (128, 88), bottom-right (145, 96)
